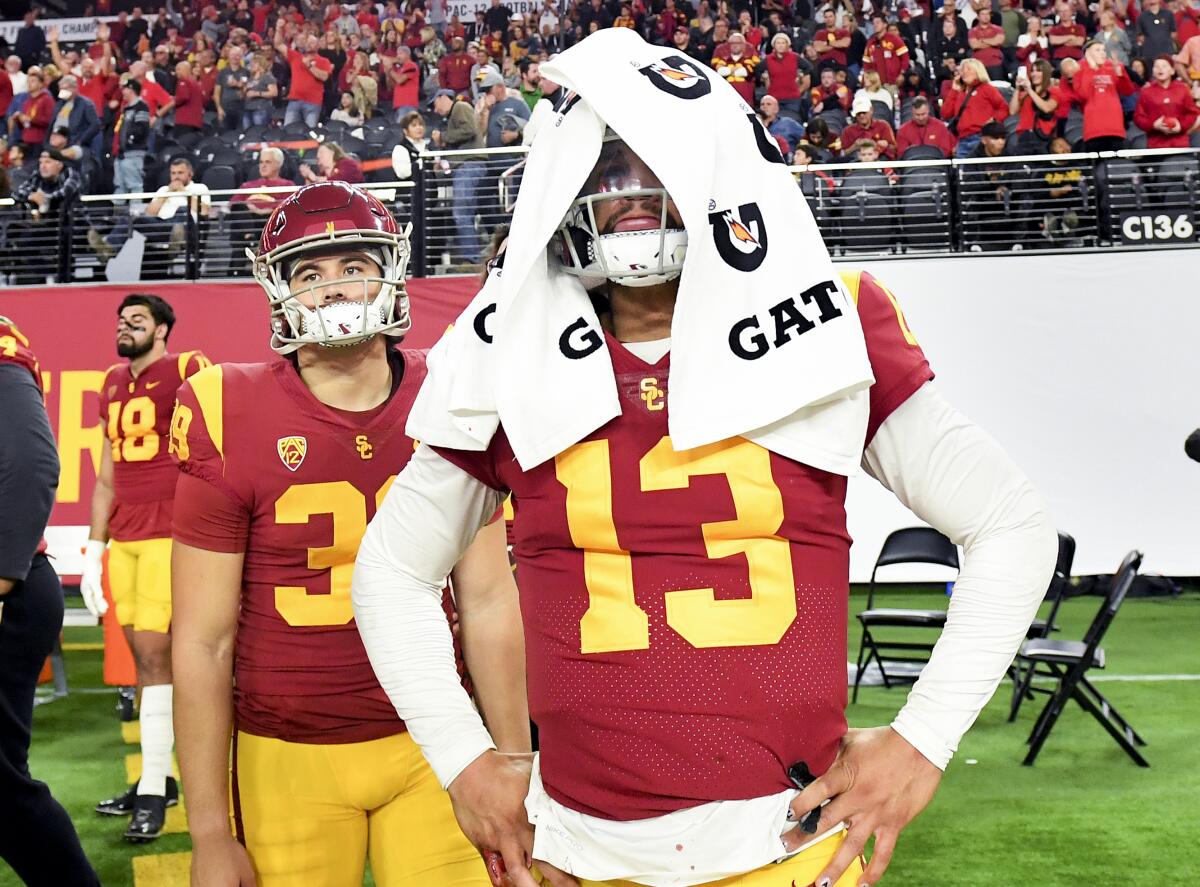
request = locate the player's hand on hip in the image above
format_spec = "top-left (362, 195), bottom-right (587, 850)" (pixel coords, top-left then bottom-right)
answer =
top-left (79, 540), bottom-right (109, 618)
top-left (189, 832), bottom-right (257, 886)
top-left (784, 726), bottom-right (942, 886)
top-left (448, 751), bottom-right (578, 887)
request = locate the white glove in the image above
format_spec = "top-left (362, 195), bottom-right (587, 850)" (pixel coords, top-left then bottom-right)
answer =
top-left (79, 539), bottom-right (108, 618)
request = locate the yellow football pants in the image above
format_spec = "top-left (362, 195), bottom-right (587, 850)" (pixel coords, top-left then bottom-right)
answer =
top-left (576, 829), bottom-right (864, 887)
top-left (107, 537), bottom-right (173, 633)
top-left (234, 730), bottom-right (490, 887)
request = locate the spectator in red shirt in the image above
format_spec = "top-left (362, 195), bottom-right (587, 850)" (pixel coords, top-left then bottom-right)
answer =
top-left (1171, 0), bottom-right (1200, 46)
top-left (299, 141), bottom-right (364, 185)
top-left (763, 33), bottom-right (806, 116)
top-left (439, 36), bottom-right (474, 94)
top-left (969, 7), bottom-right (1008, 81)
top-left (252, 0), bottom-right (274, 35)
top-left (1055, 58), bottom-right (1082, 126)
top-left (810, 66), bottom-right (853, 113)
top-left (11, 71), bottom-right (55, 150)
top-left (1075, 39), bottom-right (1135, 150)
top-left (390, 46), bottom-right (421, 120)
top-left (841, 93), bottom-right (898, 158)
top-left (896, 96), bottom-right (957, 157)
top-left (275, 30), bottom-right (332, 128)
top-left (164, 61), bottom-right (204, 137)
top-left (0, 63), bottom-right (14, 119)
top-left (229, 146), bottom-right (295, 252)
top-left (1016, 15), bottom-right (1051, 68)
top-left (356, 0), bottom-right (380, 32)
top-left (1048, 1), bottom-right (1087, 68)
top-left (78, 56), bottom-right (119, 122)
top-left (941, 58), bottom-right (1009, 157)
top-left (814, 8), bottom-right (851, 69)
top-left (195, 49), bottom-right (220, 108)
top-left (445, 14), bottom-right (467, 44)
top-left (1008, 59), bottom-right (1062, 153)
top-left (864, 15), bottom-right (911, 88)
top-left (1133, 55), bottom-right (1200, 148)
top-left (126, 60), bottom-right (171, 119)
top-left (711, 32), bottom-right (761, 104)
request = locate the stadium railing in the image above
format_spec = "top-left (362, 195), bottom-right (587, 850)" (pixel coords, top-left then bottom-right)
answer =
top-left (0, 147), bottom-right (1195, 286)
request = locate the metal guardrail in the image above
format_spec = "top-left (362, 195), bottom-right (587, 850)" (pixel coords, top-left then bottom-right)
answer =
top-left (0, 147), bottom-right (1196, 285)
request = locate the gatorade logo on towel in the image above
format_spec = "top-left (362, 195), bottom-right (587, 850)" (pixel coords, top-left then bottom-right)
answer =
top-left (637, 56), bottom-right (712, 100)
top-left (709, 202), bottom-right (769, 272)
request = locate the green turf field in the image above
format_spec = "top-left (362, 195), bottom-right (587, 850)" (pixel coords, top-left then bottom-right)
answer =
top-left (4, 587), bottom-right (1196, 886)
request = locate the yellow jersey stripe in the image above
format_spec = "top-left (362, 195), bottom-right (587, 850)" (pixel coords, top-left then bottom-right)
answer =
top-left (837, 269), bottom-right (864, 306)
top-left (177, 350), bottom-right (212, 380)
top-left (189, 364), bottom-right (225, 459)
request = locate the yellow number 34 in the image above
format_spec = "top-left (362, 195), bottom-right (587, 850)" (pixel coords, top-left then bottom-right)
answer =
top-left (556, 436), bottom-right (797, 654)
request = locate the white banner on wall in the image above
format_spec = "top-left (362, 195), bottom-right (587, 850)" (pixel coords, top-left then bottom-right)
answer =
top-left (444, 0), bottom-right (546, 22)
top-left (0, 15), bottom-right (159, 47)
top-left (839, 248), bottom-right (1200, 582)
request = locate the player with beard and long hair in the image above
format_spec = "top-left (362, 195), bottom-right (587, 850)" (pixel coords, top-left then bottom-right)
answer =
top-left (83, 294), bottom-right (210, 842)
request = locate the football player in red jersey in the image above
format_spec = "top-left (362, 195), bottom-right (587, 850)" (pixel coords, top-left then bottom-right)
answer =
top-left (0, 318), bottom-right (101, 886)
top-left (85, 293), bottom-right (211, 841)
top-left (354, 140), bottom-right (1057, 887)
top-left (169, 182), bottom-right (529, 887)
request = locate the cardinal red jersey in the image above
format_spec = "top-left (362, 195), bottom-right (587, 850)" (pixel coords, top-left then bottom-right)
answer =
top-left (435, 271), bottom-right (933, 822)
top-left (98, 350), bottom-right (211, 542)
top-left (171, 349), bottom-right (448, 744)
top-left (0, 318), bottom-right (42, 389)
top-left (1, 318), bottom-right (48, 555)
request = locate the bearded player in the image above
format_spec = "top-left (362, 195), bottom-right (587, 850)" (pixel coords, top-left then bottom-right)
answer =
top-left (83, 293), bottom-right (210, 841)
top-left (352, 63), bottom-right (1057, 887)
top-left (169, 182), bottom-right (527, 887)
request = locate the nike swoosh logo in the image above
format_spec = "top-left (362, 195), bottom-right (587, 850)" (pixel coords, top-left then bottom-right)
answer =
top-left (146, 381), bottom-right (161, 389)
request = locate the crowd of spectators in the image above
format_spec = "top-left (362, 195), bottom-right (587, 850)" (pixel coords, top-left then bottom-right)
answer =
top-left (0, 0), bottom-right (1197, 267)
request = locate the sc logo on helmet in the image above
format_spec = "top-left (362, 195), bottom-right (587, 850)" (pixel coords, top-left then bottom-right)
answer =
top-left (637, 56), bottom-right (712, 100)
top-left (709, 202), bottom-right (768, 272)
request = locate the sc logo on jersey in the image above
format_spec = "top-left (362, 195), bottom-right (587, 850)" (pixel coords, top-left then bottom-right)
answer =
top-left (709, 203), bottom-right (768, 272)
top-left (638, 56), bottom-right (712, 100)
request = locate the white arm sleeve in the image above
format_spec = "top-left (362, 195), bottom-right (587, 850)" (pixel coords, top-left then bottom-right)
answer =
top-left (863, 383), bottom-right (1058, 770)
top-left (352, 444), bottom-right (506, 788)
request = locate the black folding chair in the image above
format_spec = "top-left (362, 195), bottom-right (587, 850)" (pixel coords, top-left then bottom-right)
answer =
top-left (852, 527), bottom-right (959, 703)
top-left (1008, 531), bottom-right (1076, 720)
top-left (1018, 550), bottom-right (1148, 767)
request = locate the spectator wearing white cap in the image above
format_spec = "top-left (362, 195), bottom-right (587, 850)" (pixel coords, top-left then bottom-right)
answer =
top-left (841, 92), bottom-right (898, 158)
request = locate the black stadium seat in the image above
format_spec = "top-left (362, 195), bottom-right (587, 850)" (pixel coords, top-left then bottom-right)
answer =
top-left (899, 166), bottom-right (950, 249)
top-left (835, 169), bottom-right (895, 252)
top-left (900, 144), bottom-right (945, 161)
top-left (200, 165), bottom-right (239, 191)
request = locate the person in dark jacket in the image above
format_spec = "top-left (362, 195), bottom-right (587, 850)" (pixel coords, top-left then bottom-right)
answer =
top-left (4, 148), bottom-right (81, 281)
top-left (112, 78), bottom-right (151, 197)
top-left (13, 11), bottom-right (46, 69)
top-left (0, 316), bottom-right (102, 887)
top-left (46, 74), bottom-right (102, 160)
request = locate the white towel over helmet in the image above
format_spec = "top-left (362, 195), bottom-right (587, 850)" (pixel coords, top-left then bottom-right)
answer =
top-left (409, 28), bottom-right (876, 475)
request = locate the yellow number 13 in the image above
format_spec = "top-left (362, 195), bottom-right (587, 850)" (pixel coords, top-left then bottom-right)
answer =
top-left (555, 437), bottom-right (797, 654)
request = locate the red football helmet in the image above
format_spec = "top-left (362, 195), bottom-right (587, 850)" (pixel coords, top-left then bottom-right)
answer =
top-left (250, 181), bottom-right (412, 354)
